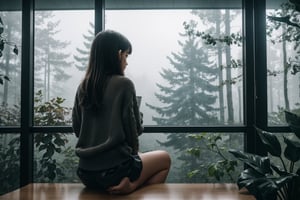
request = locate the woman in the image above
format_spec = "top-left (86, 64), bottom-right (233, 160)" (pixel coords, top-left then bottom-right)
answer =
top-left (72, 30), bottom-right (171, 194)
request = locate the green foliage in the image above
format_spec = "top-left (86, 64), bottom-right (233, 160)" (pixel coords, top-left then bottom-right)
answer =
top-left (0, 91), bottom-right (78, 195)
top-left (229, 111), bottom-right (300, 200)
top-left (0, 135), bottom-right (20, 195)
top-left (33, 90), bottom-right (78, 182)
top-left (34, 90), bottom-right (71, 126)
top-left (0, 103), bottom-right (20, 195)
top-left (0, 102), bottom-right (20, 126)
top-left (183, 21), bottom-right (243, 47)
top-left (187, 133), bottom-right (239, 182)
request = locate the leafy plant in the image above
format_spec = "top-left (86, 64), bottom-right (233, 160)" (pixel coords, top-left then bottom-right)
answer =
top-left (229, 111), bottom-right (300, 200)
top-left (187, 133), bottom-right (240, 182)
top-left (0, 135), bottom-right (20, 195)
top-left (0, 91), bottom-right (78, 194)
top-left (33, 90), bottom-right (76, 182)
top-left (0, 102), bottom-right (20, 126)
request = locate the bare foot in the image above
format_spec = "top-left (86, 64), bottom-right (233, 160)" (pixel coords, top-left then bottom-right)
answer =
top-left (107, 177), bottom-right (135, 194)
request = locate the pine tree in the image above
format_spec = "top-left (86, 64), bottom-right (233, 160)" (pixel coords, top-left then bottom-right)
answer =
top-left (34, 11), bottom-right (72, 101)
top-left (73, 22), bottom-right (94, 71)
top-left (147, 34), bottom-right (218, 125)
top-left (146, 33), bottom-right (219, 182)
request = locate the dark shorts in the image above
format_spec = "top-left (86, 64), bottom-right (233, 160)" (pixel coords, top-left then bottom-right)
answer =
top-left (77, 155), bottom-right (143, 191)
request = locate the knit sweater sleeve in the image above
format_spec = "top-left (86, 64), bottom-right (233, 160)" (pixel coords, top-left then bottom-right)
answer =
top-left (72, 88), bottom-right (81, 138)
top-left (122, 81), bottom-right (143, 154)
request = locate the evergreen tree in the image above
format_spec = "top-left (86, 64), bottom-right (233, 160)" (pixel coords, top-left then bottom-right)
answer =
top-left (190, 10), bottom-right (226, 123)
top-left (34, 11), bottom-right (72, 101)
top-left (73, 22), bottom-right (94, 71)
top-left (186, 10), bottom-right (243, 124)
top-left (147, 32), bottom-right (219, 182)
top-left (147, 34), bottom-right (218, 125)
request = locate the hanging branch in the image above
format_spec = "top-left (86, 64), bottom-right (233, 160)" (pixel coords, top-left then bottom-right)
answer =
top-left (0, 16), bottom-right (18, 85)
top-left (267, 15), bottom-right (300, 29)
top-left (0, 17), bottom-right (18, 58)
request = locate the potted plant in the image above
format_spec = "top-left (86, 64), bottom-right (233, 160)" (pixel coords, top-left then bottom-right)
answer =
top-left (229, 111), bottom-right (300, 200)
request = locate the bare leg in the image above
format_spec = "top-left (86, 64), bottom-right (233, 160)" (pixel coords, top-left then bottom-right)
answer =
top-left (107, 150), bottom-right (171, 194)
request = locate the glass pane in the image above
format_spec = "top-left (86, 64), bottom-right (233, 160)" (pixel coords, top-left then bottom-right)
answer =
top-left (267, 0), bottom-right (300, 125)
top-left (0, 10), bottom-right (22, 126)
top-left (34, 133), bottom-right (80, 183)
top-left (105, 8), bottom-right (244, 126)
top-left (0, 134), bottom-right (20, 195)
top-left (34, 1), bottom-right (94, 126)
top-left (139, 132), bottom-right (244, 183)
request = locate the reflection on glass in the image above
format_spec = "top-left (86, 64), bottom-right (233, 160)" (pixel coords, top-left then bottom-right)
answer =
top-left (139, 132), bottom-right (244, 183)
top-left (0, 134), bottom-right (20, 195)
top-left (34, 133), bottom-right (79, 183)
top-left (267, 0), bottom-right (300, 125)
top-left (0, 12), bottom-right (22, 126)
top-left (106, 9), bottom-right (243, 126)
top-left (33, 10), bottom-right (94, 126)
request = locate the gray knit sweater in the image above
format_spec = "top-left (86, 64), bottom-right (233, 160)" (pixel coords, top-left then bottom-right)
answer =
top-left (72, 75), bottom-right (143, 171)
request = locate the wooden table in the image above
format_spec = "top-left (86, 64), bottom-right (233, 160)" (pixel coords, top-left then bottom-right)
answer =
top-left (0, 183), bottom-right (255, 200)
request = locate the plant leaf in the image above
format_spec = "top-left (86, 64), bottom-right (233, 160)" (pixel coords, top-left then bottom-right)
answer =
top-left (13, 45), bottom-right (18, 55)
top-left (274, 175), bottom-right (295, 189)
top-left (4, 75), bottom-right (10, 81)
top-left (229, 149), bottom-right (273, 175)
top-left (285, 111), bottom-right (300, 139)
top-left (271, 164), bottom-right (291, 176)
top-left (283, 136), bottom-right (300, 162)
top-left (256, 127), bottom-right (281, 157)
top-left (237, 168), bottom-right (278, 200)
top-left (0, 40), bottom-right (4, 51)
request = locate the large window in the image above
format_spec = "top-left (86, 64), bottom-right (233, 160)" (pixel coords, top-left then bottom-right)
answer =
top-left (106, 9), bottom-right (244, 126)
top-left (105, 4), bottom-right (244, 183)
top-left (33, 10), bottom-right (94, 126)
top-left (266, 0), bottom-right (300, 125)
top-left (31, 0), bottom-right (94, 184)
top-left (0, 11), bottom-right (22, 126)
top-left (1, 0), bottom-right (298, 194)
top-left (0, 0), bottom-right (22, 195)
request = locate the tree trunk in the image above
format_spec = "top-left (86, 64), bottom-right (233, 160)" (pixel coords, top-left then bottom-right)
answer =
top-left (216, 11), bottom-right (225, 123)
top-left (282, 25), bottom-right (290, 111)
top-left (225, 10), bottom-right (234, 123)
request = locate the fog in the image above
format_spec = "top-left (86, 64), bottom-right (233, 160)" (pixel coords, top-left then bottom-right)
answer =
top-left (53, 10), bottom-right (198, 125)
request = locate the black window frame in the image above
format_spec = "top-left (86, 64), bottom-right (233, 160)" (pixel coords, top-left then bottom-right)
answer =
top-left (0, 0), bottom-right (292, 188)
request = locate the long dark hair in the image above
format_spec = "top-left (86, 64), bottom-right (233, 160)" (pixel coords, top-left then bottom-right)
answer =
top-left (79, 30), bottom-right (132, 109)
